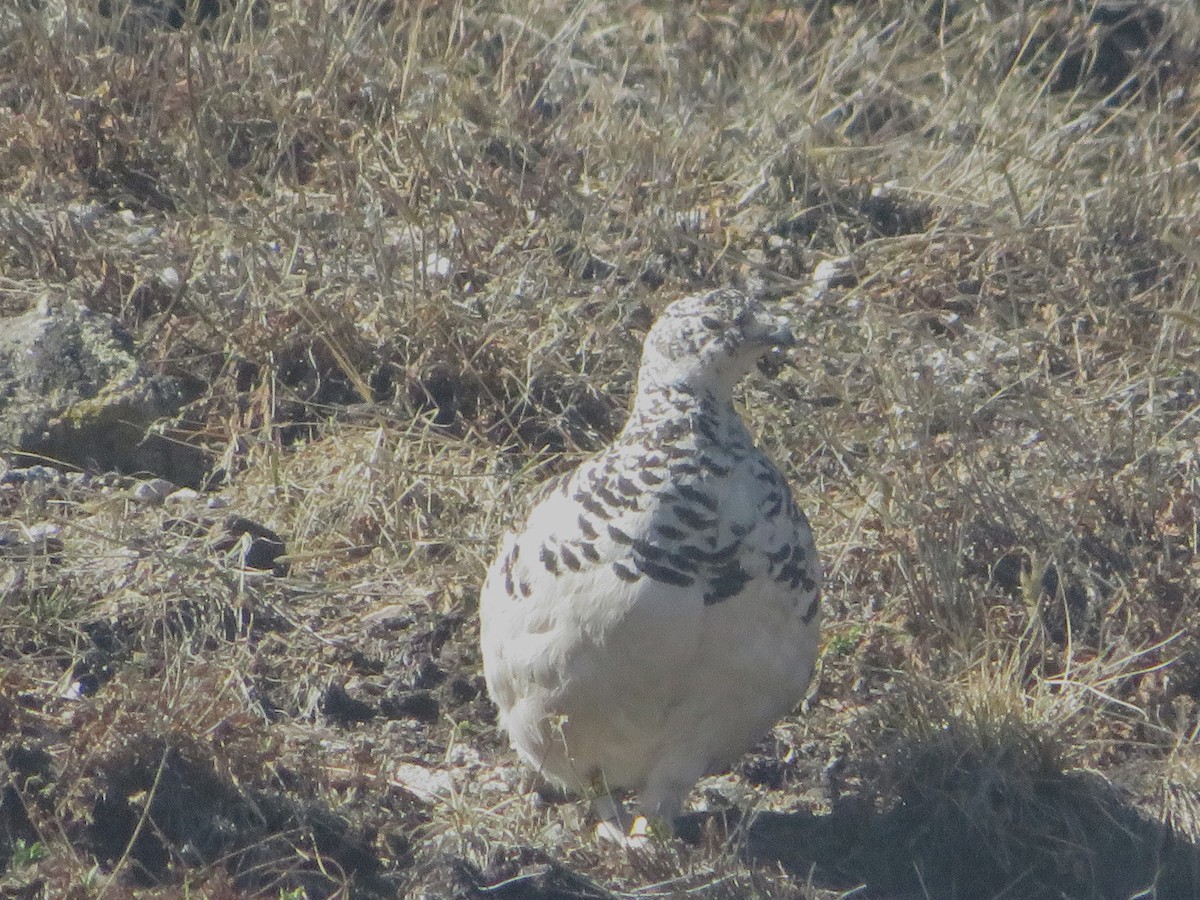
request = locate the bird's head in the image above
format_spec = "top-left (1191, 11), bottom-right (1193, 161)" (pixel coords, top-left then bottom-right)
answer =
top-left (637, 289), bottom-right (795, 396)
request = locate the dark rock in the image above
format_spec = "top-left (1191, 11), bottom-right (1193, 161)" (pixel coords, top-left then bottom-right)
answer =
top-left (409, 367), bottom-right (462, 426)
top-left (0, 300), bottom-right (209, 486)
top-left (99, 0), bottom-right (223, 28)
top-left (446, 676), bottom-right (481, 705)
top-left (407, 657), bottom-right (446, 691)
top-left (81, 742), bottom-right (392, 893)
top-left (1, 745), bottom-right (46, 871)
top-left (555, 240), bottom-right (617, 281)
top-left (380, 690), bottom-right (440, 724)
top-left (208, 516), bottom-right (289, 575)
top-left (989, 551), bottom-right (1026, 592)
top-left (97, 0), bottom-right (269, 32)
top-left (493, 372), bottom-right (615, 453)
top-left (771, 184), bottom-right (931, 248)
top-left (737, 753), bottom-right (790, 790)
top-left (0, 466), bottom-right (66, 488)
top-left (1038, 564), bottom-right (1094, 644)
top-left (1015, 2), bottom-right (1173, 96)
top-left (320, 684), bottom-right (377, 725)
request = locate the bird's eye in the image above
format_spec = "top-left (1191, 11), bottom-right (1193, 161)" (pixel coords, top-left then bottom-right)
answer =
top-left (700, 315), bottom-right (724, 331)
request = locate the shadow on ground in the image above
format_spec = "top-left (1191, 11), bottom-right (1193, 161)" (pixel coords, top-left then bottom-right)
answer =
top-left (739, 766), bottom-right (1200, 900)
top-left (457, 733), bottom-right (1200, 900)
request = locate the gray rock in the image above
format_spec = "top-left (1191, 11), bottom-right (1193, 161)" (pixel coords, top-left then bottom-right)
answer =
top-left (0, 299), bottom-right (209, 486)
top-left (132, 477), bottom-right (177, 504)
top-left (1, 464), bottom-right (66, 487)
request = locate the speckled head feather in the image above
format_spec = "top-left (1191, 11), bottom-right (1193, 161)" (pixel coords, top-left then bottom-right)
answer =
top-left (637, 288), bottom-right (796, 395)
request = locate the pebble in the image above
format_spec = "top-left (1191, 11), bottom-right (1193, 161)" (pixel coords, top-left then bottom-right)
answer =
top-left (422, 252), bottom-right (453, 278)
top-left (132, 478), bottom-right (177, 504)
top-left (389, 762), bottom-right (454, 803)
top-left (1, 465), bottom-right (65, 486)
top-left (807, 257), bottom-right (858, 302)
top-left (60, 681), bottom-right (86, 701)
top-left (26, 522), bottom-right (62, 542)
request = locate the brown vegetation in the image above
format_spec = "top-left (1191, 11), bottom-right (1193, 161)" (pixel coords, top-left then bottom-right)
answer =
top-left (2, 1), bottom-right (1199, 897)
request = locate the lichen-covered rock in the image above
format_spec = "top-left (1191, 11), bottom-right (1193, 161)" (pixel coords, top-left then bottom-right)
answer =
top-left (0, 298), bottom-right (209, 486)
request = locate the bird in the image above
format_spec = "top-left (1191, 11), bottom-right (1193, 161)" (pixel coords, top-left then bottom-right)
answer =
top-left (479, 288), bottom-right (821, 845)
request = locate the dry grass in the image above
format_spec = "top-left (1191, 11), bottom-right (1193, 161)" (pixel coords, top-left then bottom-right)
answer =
top-left (2, 1), bottom-right (1199, 897)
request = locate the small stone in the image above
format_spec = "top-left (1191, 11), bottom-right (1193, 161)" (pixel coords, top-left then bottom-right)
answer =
top-left (67, 202), bottom-right (105, 230)
top-left (165, 487), bottom-right (201, 505)
top-left (422, 252), bottom-right (453, 278)
top-left (60, 681), bottom-right (86, 701)
top-left (389, 762), bottom-right (454, 803)
top-left (133, 478), bottom-right (177, 504)
top-left (320, 683), bottom-right (376, 724)
top-left (380, 690), bottom-right (440, 723)
top-left (26, 523), bottom-right (61, 542)
top-left (807, 257), bottom-right (858, 302)
top-left (209, 516), bottom-right (289, 575)
top-left (3, 466), bottom-right (64, 486)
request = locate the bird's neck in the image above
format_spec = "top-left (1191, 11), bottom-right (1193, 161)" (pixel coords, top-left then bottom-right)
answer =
top-left (620, 380), bottom-right (741, 446)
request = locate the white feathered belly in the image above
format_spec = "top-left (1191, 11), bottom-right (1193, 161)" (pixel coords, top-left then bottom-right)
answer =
top-left (482, 548), bottom-right (818, 794)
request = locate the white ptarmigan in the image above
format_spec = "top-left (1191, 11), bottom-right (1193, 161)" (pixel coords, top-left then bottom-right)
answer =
top-left (479, 288), bottom-right (821, 844)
